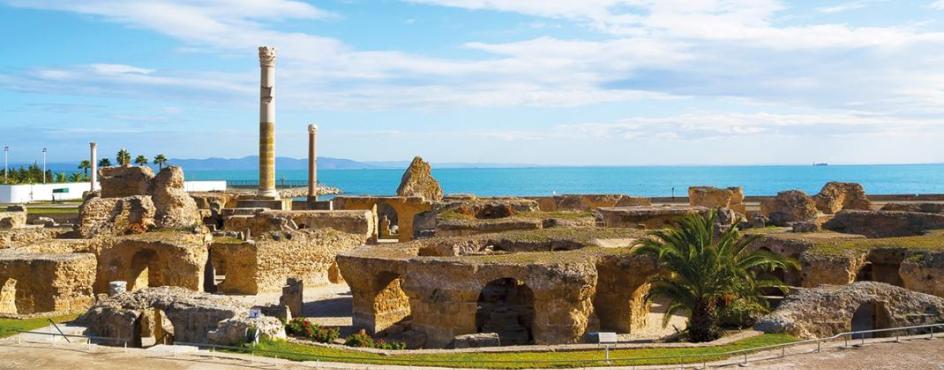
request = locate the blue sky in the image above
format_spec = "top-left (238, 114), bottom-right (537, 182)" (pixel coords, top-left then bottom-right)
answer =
top-left (2, 0), bottom-right (944, 166)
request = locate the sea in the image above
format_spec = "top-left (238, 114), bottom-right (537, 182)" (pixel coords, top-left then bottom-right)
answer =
top-left (184, 164), bottom-right (944, 197)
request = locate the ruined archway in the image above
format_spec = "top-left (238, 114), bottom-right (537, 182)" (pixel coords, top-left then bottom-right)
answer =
top-left (851, 301), bottom-right (891, 339)
top-left (475, 278), bottom-right (534, 346)
top-left (129, 249), bottom-right (158, 291)
top-left (855, 250), bottom-right (905, 287)
top-left (203, 254), bottom-right (217, 293)
top-left (0, 278), bottom-right (17, 314)
top-left (378, 203), bottom-right (400, 240)
top-left (133, 308), bottom-right (175, 347)
top-left (755, 247), bottom-right (790, 299)
top-left (371, 271), bottom-right (411, 334)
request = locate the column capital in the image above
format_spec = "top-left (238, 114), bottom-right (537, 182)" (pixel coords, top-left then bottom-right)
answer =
top-left (308, 124), bottom-right (318, 134)
top-left (258, 46), bottom-right (277, 67)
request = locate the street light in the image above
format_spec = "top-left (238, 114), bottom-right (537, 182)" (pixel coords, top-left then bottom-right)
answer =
top-left (2, 146), bottom-right (7, 183)
top-left (42, 147), bottom-right (48, 184)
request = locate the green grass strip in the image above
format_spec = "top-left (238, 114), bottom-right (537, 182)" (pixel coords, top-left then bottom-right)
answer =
top-left (0, 314), bottom-right (79, 338)
top-left (245, 333), bottom-right (794, 369)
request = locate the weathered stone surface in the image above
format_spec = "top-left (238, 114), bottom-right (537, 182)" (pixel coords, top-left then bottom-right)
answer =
top-left (595, 206), bottom-right (709, 229)
top-left (814, 182), bottom-right (872, 214)
top-left (280, 278), bottom-right (303, 318)
top-left (688, 186), bottom-right (746, 215)
top-left (760, 190), bottom-right (818, 226)
top-left (900, 252), bottom-right (944, 297)
top-left (0, 228), bottom-right (77, 250)
top-left (149, 166), bottom-right (201, 229)
top-left (94, 232), bottom-right (209, 294)
top-left (755, 282), bottom-right (944, 339)
top-left (880, 202), bottom-right (944, 214)
top-left (396, 156), bottom-right (443, 201)
top-left (208, 315), bottom-right (286, 345)
top-left (452, 332), bottom-right (501, 348)
top-left (0, 206), bottom-right (28, 230)
top-left (78, 195), bottom-right (156, 238)
top-left (791, 221), bottom-right (820, 233)
top-left (823, 210), bottom-right (944, 238)
top-left (80, 287), bottom-right (284, 346)
top-left (334, 196), bottom-right (433, 242)
top-left (0, 251), bottom-right (96, 315)
top-left (436, 218), bottom-right (543, 237)
top-left (99, 166), bottom-right (154, 198)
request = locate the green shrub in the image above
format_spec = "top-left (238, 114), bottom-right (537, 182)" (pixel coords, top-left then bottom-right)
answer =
top-left (285, 318), bottom-right (340, 343)
top-left (344, 330), bottom-right (375, 348)
top-left (374, 339), bottom-right (407, 350)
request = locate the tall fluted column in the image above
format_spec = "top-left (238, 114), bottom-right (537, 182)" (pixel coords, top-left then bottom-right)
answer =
top-left (308, 124), bottom-right (318, 201)
top-left (258, 46), bottom-right (279, 199)
top-left (89, 142), bottom-right (98, 191)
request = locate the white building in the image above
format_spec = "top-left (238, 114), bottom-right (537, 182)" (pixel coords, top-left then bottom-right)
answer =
top-left (0, 181), bottom-right (226, 204)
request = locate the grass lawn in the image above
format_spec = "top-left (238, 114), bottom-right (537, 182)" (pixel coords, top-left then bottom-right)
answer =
top-left (26, 206), bottom-right (79, 215)
top-left (244, 334), bottom-right (794, 369)
top-left (0, 313), bottom-right (79, 338)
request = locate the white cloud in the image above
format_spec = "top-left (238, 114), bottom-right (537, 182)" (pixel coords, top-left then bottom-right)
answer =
top-left (931, 0), bottom-right (944, 10)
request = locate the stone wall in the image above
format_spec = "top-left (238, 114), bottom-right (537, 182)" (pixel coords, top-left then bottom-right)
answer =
top-left (99, 166), bottom-right (154, 198)
top-left (78, 196), bottom-right (156, 238)
top-left (0, 252), bottom-right (96, 315)
top-left (823, 210), bottom-right (944, 238)
top-left (813, 182), bottom-right (872, 214)
top-left (208, 241), bottom-right (258, 295)
top-left (334, 196), bottom-right (433, 242)
top-left (93, 233), bottom-right (209, 294)
top-left (760, 190), bottom-right (818, 226)
top-left (254, 229), bottom-right (367, 292)
top-left (526, 194), bottom-right (651, 212)
top-left (0, 227), bottom-right (72, 249)
top-left (595, 206), bottom-right (709, 229)
top-left (688, 187), bottom-right (746, 215)
top-left (0, 206), bottom-right (27, 229)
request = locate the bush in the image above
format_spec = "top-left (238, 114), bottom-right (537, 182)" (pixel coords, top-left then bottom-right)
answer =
top-left (718, 299), bottom-right (767, 328)
top-left (285, 318), bottom-right (340, 343)
top-left (344, 330), bottom-right (375, 348)
top-left (374, 339), bottom-right (407, 350)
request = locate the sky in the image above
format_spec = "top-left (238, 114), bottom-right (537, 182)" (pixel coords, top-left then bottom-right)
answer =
top-left (2, 0), bottom-right (944, 166)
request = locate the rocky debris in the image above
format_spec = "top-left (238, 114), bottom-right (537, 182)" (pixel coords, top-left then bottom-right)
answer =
top-left (688, 186), bottom-right (747, 215)
top-left (99, 166), bottom-right (154, 198)
top-left (277, 185), bottom-right (342, 199)
top-left (761, 190), bottom-right (818, 226)
top-left (30, 216), bottom-right (58, 228)
top-left (396, 156), bottom-right (443, 201)
top-left (445, 199), bottom-right (540, 220)
top-left (755, 282), bottom-right (944, 339)
top-left (436, 217), bottom-right (544, 237)
top-left (80, 287), bottom-right (284, 345)
top-left (823, 210), bottom-right (944, 238)
top-left (791, 221), bottom-right (820, 233)
top-left (741, 214), bottom-right (768, 229)
top-left (527, 194), bottom-right (651, 211)
top-left (881, 202), bottom-right (944, 214)
top-left (813, 182), bottom-right (872, 214)
top-left (208, 315), bottom-right (286, 345)
top-left (0, 206), bottom-right (27, 230)
top-left (452, 332), bottom-right (501, 348)
top-left (77, 195), bottom-right (156, 238)
top-left (0, 251), bottom-right (97, 315)
top-left (149, 166), bottom-right (201, 229)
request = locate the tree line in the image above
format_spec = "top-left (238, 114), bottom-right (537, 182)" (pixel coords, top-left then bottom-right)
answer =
top-left (1, 149), bottom-right (169, 185)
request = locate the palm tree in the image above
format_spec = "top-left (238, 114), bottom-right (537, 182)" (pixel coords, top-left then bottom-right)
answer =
top-left (116, 149), bottom-right (131, 167)
top-left (98, 158), bottom-right (112, 168)
top-left (134, 154), bottom-right (149, 166)
top-left (153, 154), bottom-right (168, 170)
top-left (633, 211), bottom-right (796, 342)
top-left (78, 160), bottom-right (91, 175)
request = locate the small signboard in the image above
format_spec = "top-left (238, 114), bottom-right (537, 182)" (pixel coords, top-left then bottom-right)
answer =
top-left (52, 188), bottom-right (69, 194)
top-left (249, 307), bottom-right (261, 319)
top-left (591, 332), bottom-right (618, 344)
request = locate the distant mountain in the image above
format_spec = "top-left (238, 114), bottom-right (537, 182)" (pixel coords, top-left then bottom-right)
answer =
top-left (169, 156), bottom-right (380, 170)
top-left (362, 161), bottom-right (545, 169)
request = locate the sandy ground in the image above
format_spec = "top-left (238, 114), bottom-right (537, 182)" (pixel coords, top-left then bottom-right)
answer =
top-left (741, 337), bottom-right (944, 369)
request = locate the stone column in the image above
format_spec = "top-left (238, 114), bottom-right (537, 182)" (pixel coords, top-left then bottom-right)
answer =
top-left (308, 124), bottom-right (318, 202)
top-left (257, 46), bottom-right (279, 199)
top-left (90, 142), bottom-right (98, 191)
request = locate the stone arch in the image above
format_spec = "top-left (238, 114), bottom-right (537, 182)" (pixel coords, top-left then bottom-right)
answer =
top-left (475, 278), bottom-right (535, 346)
top-left (133, 308), bottom-right (175, 347)
top-left (129, 249), bottom-right (158, 291)
top-left (851, 301), bottom-right (892, 339)
top-left (855, 250), bottom-right (905, 287)
top-left (203, 252), bottom-right (217, 293)
top-left (371, 271), bottom-right (411, 334)
top-left (756, 247), bottom-right (791, 298)
top-left (0, 278), bottom-right (18, 314)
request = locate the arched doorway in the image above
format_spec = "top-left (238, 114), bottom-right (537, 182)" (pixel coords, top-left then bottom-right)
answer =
top-left (475, 278), bottom-right (534, 346)
top-left (0, 278), bottom-right (17, 314)
top-left (378, 203), bottom-right (399, 240)
top-left (851, 301), bottom-right (891, 339)
top-left (133, 308), bottom-right (175, 347)
top-left (372, 272), bottom-right (411, 334)
top-left (129, 249), bottom-right (158, 291)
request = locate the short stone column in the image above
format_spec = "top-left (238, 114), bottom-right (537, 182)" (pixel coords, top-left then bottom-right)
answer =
top-left (279, 278), bottom-right (303, 318)
top-left (108, 281), bottom-right (127, 296)
top-left (257, 46), bottom-right (279, 199)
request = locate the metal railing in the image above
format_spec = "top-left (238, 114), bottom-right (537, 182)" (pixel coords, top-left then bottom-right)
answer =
top-left (226, 179), bottom-right (313, 189)
top-left (7, 322), bottom-right (943, 369)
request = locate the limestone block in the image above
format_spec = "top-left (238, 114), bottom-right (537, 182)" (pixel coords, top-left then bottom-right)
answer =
top-left (452, 332), bottom-right (501, 348)
top-left (688, 186), bottom-right (747, 215)
top-left (823, 210), bottom-right (944, 238)
top-left (814, 182), bottom-right (872, 214)
top-left (150, 166), bottom-right (201, 229)
top-left (78, 195), bottom-right (156, 238)
top-left (99, 166), bottom-right (154, 198)
top-left (760, 190), bottom-right (818, 226)
top-left (595, 206), bottom-right (709, 229)
top-left (208, 316), bottom-right (286, 345)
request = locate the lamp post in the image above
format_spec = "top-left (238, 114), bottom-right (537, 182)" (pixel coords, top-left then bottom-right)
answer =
top-left (2, 146), bottom-right (7, 183)
top-left (42, 147), bottom-right (47, 184)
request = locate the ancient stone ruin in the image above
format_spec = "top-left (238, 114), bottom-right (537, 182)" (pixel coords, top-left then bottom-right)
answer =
top-left (396, 156), bottom-right (444, 201)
